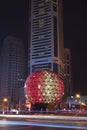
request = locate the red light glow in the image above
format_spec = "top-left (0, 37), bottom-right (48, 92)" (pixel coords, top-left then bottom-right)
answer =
top-left (24, 70), bottom-right (64, 104)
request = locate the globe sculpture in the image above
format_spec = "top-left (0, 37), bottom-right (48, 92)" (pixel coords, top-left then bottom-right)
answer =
top-left (24, 70), bottom-right (64, 104)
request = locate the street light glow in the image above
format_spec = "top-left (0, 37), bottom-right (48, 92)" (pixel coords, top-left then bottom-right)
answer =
top-left (3, 98), bottom-right (8, 102)
top-left (76, 94), bottom-right (80, 98)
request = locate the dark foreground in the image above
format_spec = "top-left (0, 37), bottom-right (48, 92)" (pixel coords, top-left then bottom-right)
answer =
top-left (0, 125), bottom-right (87, 130)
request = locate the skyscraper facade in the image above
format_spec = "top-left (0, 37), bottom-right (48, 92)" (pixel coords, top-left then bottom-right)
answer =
top-left (28, 0), bottom-right (64, 80)
top-left (64, 48), bottom-right (72, 96)
top-left (0, 36), bottom-right (27, 108)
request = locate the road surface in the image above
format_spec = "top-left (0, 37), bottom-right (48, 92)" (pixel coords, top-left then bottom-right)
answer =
top-left (0, 117), bottom-right (87, 130)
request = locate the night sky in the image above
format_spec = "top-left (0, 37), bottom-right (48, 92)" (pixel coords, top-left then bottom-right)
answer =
top-left (0, 0), bottom-right (87, 96)
top-left (63, 0), bottom-right (87, 95)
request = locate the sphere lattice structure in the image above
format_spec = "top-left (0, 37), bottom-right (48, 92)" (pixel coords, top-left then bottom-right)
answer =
top-left (24, 70), bottom-right (64, 104)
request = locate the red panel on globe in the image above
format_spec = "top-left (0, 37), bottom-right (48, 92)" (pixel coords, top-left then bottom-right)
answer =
top-left (24, 70), bottom-right (64, 104)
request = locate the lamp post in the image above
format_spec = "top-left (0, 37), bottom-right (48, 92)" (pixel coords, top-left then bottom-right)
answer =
top-left (3, 98), bottom-right (9, 114)
top-left (3, 98), bottom-right (8, 102)
top-left (76, 94), bottom-right (80, 98)
top-left (76, 94), bottom-right (81, 110)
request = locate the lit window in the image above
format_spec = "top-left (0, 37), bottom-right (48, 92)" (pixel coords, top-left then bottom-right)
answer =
top-left (39, 52), bottom-right (44, 56)
top-left (39, 19), bottom-right (44, 28)
top-left (39, 35), bottom-right (44, 39)
top-left (39, 8), bottom-right (44, 14)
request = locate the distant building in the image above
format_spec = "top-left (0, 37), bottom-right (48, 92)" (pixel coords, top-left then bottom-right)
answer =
top-left (0, 36), bottom-right (27, 109)
top-left (66, 96), bottom-right (87, 109)
top-left (0, 45), bottom-right (2, 96)
top-left (64, 48), bottom-right (73, 96)
top-left (28, 0), bottom-right (64, 80)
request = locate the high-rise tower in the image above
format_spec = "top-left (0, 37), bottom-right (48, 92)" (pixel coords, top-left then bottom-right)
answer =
top-left (64, 48), bottom-right (73, 96)
top-left (28, 0), bottom-right (64, 80)
top-left (0, 36), bottom-right (27, 108)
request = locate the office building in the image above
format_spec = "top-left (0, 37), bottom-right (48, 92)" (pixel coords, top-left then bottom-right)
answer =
top-left (64, 48), bottom-right (72, 96)
top-left (28, 0), bottom-right (64, 80)
top-left (0, 36), bottom-right (27, 109)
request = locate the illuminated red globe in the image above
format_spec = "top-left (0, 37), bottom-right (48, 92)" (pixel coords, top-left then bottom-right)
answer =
top-left (24, 70), bottom-right (64, 104)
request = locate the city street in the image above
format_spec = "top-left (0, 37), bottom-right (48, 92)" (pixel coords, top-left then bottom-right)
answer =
top-left (0, 114), bottom-right (87, 130)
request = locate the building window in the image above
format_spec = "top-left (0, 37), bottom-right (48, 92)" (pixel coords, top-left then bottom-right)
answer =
top-left (53, 0), bottom-right (57, 2)
top-left (45, 0), bottom-right (49, 2)
top-left (39, 8), bottom-right (44, 15)
top-left (53, 4), bottom-right (57, 12)
top-left (39, 19), bottom-right (44, 28)
top-left (67, 55), bottom-right (69, 60)
top-left (53, 16), bottom-right (58, 56)
top-left (39, 52), bottom-right (44, 56)
top-left (39, 3), bottom-right (44, 7)
top-left (53, 63), bottom-right (58, 73)
top-left (38, 35), bottom-right (44, 39)
top-left (67, 66), bottom-right (69, 73)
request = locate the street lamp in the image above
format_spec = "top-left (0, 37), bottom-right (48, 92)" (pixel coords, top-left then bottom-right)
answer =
top-left (3, 98), bottom-right (9, 114)
top-left (3, 98), bottom-right (8, 102)
top-left (75, 94), bottom-right (81, 110)
top-left (76, 94), bottom-right (80, 98)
